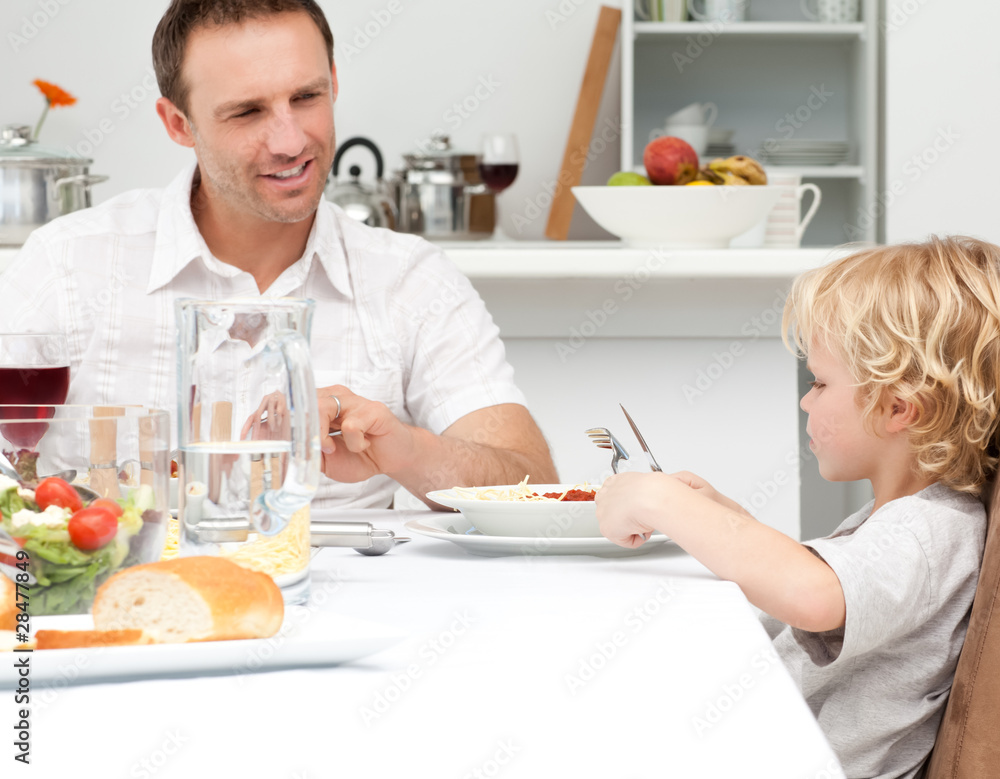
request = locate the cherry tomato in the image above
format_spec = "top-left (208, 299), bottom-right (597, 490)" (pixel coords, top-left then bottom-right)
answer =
top-left (67, 506), bottom-right (119, 551)
top-left (89, 498), bottom-right (124, 519)
top-left (35, 477), bottom-right (83, 514)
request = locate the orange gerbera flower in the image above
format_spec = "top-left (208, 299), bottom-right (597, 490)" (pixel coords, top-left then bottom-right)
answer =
top-left (33, 79), bottom-right (77, 108)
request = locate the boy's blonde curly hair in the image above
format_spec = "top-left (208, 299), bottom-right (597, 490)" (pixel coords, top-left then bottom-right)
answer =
top-left (783, 236), bottom-right (1000, 495)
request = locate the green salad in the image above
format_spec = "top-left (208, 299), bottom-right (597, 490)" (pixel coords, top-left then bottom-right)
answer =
top-left (0, 476), bottom-right (155, 615)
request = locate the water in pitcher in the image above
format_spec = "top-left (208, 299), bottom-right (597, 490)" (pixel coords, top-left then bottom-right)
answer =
top-left (179, 440), bottom-right (311, 605)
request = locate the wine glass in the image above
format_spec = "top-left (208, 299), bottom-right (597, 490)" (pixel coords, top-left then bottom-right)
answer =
top-left (0, 333), bottom-right (70, 450)
top-left (478, 133), bottom-right (520, 241)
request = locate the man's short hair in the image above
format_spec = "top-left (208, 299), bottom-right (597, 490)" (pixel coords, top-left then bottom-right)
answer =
top-left (783, 236), bottom-right (1000, 495)
top-left (152, 0), bottom-right (335, 117)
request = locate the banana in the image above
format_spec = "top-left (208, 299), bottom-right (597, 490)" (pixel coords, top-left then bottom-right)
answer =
top-left (720, 172), bottom-right (750, 186)
top-left (711, 155), bottom-right (767, 185)
top-left (696, 165), bottom-right (725, 185)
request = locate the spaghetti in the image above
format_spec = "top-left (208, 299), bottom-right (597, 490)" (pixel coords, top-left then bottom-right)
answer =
top-left (453, 476), bottom-right (597, 502)
top-left (220, 505), bottom-right (310, 579)
top-left (160, 507), bottom-right (310, 581)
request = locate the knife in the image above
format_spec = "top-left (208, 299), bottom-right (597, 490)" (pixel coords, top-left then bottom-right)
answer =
top-left (619, 404), bottom-right (663, 473)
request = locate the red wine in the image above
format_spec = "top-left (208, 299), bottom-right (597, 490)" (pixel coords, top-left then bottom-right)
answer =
top-left (479, 163), bottom-right (519, 192)
top-left (0, 365), bottom-right (70, 448)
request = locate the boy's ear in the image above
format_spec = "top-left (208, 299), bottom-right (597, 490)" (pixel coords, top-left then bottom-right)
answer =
top-left (885, 395), bottom-right (920, 433)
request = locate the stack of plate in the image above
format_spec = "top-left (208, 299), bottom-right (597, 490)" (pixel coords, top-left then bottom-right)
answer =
top-left (759, 140), bottom-right (850, 166)
top-left (705, 143), bottom-right (736, 158)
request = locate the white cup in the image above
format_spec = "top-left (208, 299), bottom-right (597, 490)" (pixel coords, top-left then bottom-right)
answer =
top-left (635, 0), bottom-right (686, 21)
top-left (802, 0), bottom-right (859, 23)
top-left (688, 0), bottom-right (749, 22)
top-left (666, 102), bottom-right (718, 127)
top-left (762, 174), bottom-right (822, 248)
top-left (650, 123), bottom-right (709, 156)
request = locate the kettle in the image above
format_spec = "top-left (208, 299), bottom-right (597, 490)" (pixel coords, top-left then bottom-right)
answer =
top-left (324, 137), bottom-right (397, 230)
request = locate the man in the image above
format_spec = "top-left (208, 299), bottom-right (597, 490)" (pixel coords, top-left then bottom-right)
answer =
top-left (0, 0), bottom-right (556, 508)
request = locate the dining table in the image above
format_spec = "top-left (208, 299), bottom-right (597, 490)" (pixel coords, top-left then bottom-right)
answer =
top-left (12, 508), bottom-right (844, 778)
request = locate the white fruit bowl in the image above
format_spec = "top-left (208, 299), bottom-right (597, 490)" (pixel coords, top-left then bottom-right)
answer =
top-left (572, 185), bottom-right (782, 249)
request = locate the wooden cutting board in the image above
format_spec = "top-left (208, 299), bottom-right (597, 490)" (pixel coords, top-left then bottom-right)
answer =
top-left (545, 5), bottom-right (622, 240)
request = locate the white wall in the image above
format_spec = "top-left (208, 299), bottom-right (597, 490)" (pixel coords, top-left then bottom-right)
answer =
top-left (2, 0), bottom-right (623, 240)
top-left (883, 0), bottom-right (1000, 243)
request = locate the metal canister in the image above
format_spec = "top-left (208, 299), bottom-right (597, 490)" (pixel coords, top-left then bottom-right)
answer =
top-left (390, 134), bottom-right (494, 240)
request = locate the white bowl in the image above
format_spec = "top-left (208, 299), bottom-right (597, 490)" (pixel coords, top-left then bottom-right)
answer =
top-left (426, 484), bottom-right (599, 538)
top-left (573, 185), bottom-right (782, 249)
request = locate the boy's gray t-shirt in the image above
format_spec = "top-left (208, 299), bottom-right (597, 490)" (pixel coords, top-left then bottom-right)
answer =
top-left (759, 483), bottom-right (986, 779)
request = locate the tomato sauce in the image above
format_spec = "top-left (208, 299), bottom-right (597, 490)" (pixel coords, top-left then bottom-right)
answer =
top-left (534, 489), bottom-right (597, 502)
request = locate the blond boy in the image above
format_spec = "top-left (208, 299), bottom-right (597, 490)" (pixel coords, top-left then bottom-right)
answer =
top-left (597, 236), bottom-right (1000, 777)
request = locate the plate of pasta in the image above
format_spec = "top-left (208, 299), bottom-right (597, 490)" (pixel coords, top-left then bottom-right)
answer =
top-left (426, 479), bottom-right (603, 538)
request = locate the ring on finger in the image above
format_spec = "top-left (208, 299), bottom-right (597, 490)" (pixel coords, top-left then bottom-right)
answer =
top-left (328, 394), bottom-right (341, 419)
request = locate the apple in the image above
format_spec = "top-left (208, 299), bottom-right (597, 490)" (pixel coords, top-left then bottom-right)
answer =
top-left (643, 136), bottom-right (699, 186)
top-left (607, 171), bottom-right (652, 186)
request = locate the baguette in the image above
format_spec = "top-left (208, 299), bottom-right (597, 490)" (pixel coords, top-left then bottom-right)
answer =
top-left (0, 630), bottom-right (23, 652)
top-left (0, 574), bottom-right (16, 631)
top-left (92, 556), bottom-right (284, 643)
top-left (35, 629), bottom-right (152, 650)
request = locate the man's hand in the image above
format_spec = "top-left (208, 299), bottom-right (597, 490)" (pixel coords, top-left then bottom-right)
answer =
top-left (241, 391), bottom-right (289, 441)
top-left (316, 384), bottom-right (557, 506)
top-left (318, 384), bottom-right (420, 483)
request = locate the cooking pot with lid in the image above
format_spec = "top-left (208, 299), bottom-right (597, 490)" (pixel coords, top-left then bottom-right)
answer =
top-left (0, 125), bottom-right (108, 246)
top-left (390, 134), bottom-right (494, 240)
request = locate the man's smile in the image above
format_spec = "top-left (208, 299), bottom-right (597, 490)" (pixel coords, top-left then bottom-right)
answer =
top-left (262, 158), bottom-right (313, 185)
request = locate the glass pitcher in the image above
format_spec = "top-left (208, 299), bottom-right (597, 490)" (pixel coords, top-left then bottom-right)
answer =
top-left (175, 298), bottom-right (320, 605)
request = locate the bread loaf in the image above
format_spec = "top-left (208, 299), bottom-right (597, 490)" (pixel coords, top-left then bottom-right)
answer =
top-left (0, 574), bottom-right (16, 632)
top-left (35, 629), bottom-right (152, 650)
top-left (92, 556), bottom-right (284, 643)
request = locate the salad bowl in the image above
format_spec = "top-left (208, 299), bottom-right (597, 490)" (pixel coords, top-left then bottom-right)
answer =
top-left (0, 405), bottom-right (170, 615)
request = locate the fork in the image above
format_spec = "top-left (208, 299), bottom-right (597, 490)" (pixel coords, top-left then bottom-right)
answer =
top-left (585, 427), bottom-right (630, 474)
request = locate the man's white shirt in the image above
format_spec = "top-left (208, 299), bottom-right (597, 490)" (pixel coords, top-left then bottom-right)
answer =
top-left (0, 161), bottom-right (526, 507)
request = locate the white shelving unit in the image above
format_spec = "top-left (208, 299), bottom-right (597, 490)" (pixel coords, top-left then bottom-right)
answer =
top-left (633, 21), bottom-right (867, 39)
top-left (621, 0), bottom-right (879, 246)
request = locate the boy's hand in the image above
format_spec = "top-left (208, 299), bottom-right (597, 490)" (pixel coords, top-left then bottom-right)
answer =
top-left (596, 472), bottom-right (677, 548)
top-left (673, 470), bottom-right (755, 519)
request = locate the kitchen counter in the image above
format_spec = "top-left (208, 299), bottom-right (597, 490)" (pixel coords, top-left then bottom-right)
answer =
top-left (1, 242), bottom-right (841, 280)
top-left (439, 240), bottom-right (840, 279)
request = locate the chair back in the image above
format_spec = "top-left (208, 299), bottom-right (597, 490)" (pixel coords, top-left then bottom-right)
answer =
top-left (925, 476), bottom-right (1000, 776)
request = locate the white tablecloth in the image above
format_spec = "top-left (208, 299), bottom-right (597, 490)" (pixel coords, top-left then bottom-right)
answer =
top-left (17, 510), bottom-right (843, 778)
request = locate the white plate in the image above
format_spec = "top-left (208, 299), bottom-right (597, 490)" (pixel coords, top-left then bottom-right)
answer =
top-left (404, 514), bottom-right (673, 557)
top-left (0, 607), bottom-right (405, 688)
top-left (426, 484), bottom-right (600, 537)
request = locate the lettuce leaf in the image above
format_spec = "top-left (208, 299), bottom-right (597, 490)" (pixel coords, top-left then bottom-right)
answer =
top-left (0, 488), bottom-right (25, 520)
